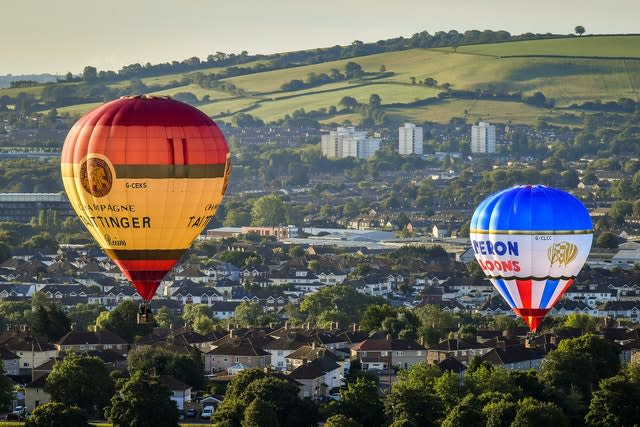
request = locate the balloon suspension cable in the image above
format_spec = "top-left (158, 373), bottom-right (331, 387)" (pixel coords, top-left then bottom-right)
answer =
top-left (137, 302), bottom-right (154, 324)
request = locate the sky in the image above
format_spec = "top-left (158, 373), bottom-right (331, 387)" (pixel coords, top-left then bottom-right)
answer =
top-left (2, 0), bottom-right (639, 75)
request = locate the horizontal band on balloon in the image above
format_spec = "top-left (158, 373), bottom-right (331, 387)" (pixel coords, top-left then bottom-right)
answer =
top-left (114, 164), bottom-right (226, 179)
top-left (105, 249), bottom-right (186, 260)
top-left (484, 275), bottom-right (576, 280)
top-left (60, 163), bottom-right (226, 179)
top-left (74, 96), bottom-right (221, 127)
top-left (513, 308), bottom-right (550, 317)
top-left (470, 229), bottom-right (593, 235)
top-left (111, 259), bottom-right (179, 272)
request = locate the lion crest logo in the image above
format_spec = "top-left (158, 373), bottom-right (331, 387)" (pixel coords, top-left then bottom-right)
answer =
top-left (80, 157), bottom-right (113, 197)
top-left (547, 241), bottom-right (579, 266)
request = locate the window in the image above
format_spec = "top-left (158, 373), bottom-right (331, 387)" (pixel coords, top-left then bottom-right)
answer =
top-left (223, 357), bottom-right (228, 362)
top-left (381, 351), bottom-right (388, 357)
top-left (396, 351), bottom-right (404, 357)
top-left (277, 351), bottom-right (283, 356)
top-left (235, 356), bottom-right (239, 363)
top-left (361, 351), bottom-right (367, 357)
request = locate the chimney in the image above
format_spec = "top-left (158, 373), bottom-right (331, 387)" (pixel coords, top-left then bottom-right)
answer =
top-left (352, 323), bottom-right (358, 332)
top-left (285, 322), bottom-right (289, 330)
top-left (385, 334), bottom-right (391, 341)
top-left (335, 322), bottom-right (339, 330)
top-left (312, 341), bottom-right (316, 349)
top-left (229, 329), bottom-right (234, 338)
top-left (306, 322), bottom-right (310, 330)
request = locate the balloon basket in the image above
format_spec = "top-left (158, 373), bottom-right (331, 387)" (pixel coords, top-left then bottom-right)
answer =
top-left (137, 303), bottom-right (154, 324)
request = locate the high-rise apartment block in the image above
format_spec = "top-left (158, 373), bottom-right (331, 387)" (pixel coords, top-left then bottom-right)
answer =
top-left (470, 121), bottom-right (496, 154)
top-left (321, 127), bottom-right (381, 159)
top-left (398, 123), bottom-right (423, 155)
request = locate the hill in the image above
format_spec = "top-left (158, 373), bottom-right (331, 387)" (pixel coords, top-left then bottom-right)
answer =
top-left (2, 34), bottom-right (639, 126)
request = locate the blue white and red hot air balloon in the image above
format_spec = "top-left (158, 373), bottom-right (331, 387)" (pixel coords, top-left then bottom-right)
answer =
top-left (470, 185), bottom-right (593, 331)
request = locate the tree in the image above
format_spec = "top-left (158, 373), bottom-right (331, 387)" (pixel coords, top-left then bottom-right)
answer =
top-left (360, 304), bottom-right (396, 332)
top-left (338, 377), bottom-right (385, 427)
top-left (82, 66), bottom-right (98, 83)
top-left (441, 394), bottom-right (484, 427)
top-left (575, 26), bottom-right (586, 36)
top-left (299, 285), bottom-right (383, 326)
top-left (482, 399), bottom-right (517, 427)
top-left (369, 94), bottom-right (382, 107)
top-left (0, 362), bottom-right (15, 411)
top-left (345, 62), bottom-right (364, 79)
top-left (251, 194), bottom-right (286, 226)
top-left (511, 397), bottom-right (568, 427)
top-left (539, 333), bottom-right (620, 399)
top-left (595, 231), bottom-right (619, 248)
top-left (242, 398), bottom-right (279, 427)
top-left (106, 371), bottom-right (179, 427)
top-left (67, 303), bottom-right (107, 331)
top-left (214, 370), bottom-right (318, 427)
top-left (325, 414), bottom-right (362, 427)
top-left (31, 303), bottom-right (71, 341)
top-left (127, 346), bottom-right (204, 389)
top-left (45, 353), bottom-right (115, 416)
top-left (339, 96), bottom-right (359, 111)
top-left (585, 374), bottom-right (640, 427)
top-left (25, 402), bottom-right (88, 427)
top-left (95, 299), bottom-right (154, 342)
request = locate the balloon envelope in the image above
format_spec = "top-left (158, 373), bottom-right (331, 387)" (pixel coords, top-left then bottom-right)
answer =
top-left (61, 96), bottom-right (230, 301)
top-left (470, 185), bottom-right (592, 331)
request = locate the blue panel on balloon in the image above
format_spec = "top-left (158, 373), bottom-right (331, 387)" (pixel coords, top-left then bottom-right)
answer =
top-left (471, 185), bottom-right (592, 232)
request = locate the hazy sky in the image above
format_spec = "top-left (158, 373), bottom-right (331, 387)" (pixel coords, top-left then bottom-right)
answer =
top-left (2, 0), bottom-right (638, 75)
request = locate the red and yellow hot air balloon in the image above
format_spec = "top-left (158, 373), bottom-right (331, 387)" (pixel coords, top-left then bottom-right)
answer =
top-left (61, 96), bottom-right (230, 322)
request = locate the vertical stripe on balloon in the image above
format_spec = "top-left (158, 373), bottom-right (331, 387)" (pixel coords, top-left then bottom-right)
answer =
top-left (493, 278), bottom-right (517, 308)
top-left (549, 278), bottom-right (574, 307)
top-left (516, 279), bottom-right (532, 309)
top-left (539, 279), bottom-right (560, 309)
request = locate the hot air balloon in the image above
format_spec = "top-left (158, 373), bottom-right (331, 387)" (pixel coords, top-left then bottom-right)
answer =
top-left (469, 185), bottom-right (592, 331)
top-left (61, 95), bottom-right (230, 322)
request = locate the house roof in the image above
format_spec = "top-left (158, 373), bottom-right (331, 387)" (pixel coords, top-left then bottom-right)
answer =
top-left (482, 346), bottom-right (547, 365)
top-left (58, 329), bottom-right (127, 346)
top-left (428, 339), bottom-right (490, 351)
top-left (159, 374), bottom-right (191, 391)
top-left (288, 356), bottom-right (340, 380)
top-left (207, 338), bottom-right (269, 357)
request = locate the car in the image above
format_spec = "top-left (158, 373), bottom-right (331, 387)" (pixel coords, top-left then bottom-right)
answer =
top-left (12, 406), bottom-right (25, 416)
top-left (200, 406), bottom-right (214, 419)
top-left (186, 408), bottom-right (197, 418)
top-left (5, 413), bottom-right (24, 421)
top-left (328, 393), bottom-right (341, 401)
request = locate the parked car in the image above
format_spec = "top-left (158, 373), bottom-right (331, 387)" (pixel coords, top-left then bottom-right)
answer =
top-left (5, 413), bottom-right (24, 421)
top-left (186, 408), bottom-right (197, 418)
top-left (12, 406), bottom-right (25, 416)
top-left (200, 406), bottom-right (214, 419)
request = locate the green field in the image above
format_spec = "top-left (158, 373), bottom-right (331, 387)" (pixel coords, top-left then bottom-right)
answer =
top-left (456, 35), bottom-right (640, 58)
top-left (3, 35), bottom-right (639, 125)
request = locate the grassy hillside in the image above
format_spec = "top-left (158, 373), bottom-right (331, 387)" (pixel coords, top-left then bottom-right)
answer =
top-left (3, 35), bottom-right (639, 126)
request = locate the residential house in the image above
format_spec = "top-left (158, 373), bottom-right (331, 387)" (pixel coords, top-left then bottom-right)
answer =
top-left (426, 339), bottom-right (492, 365)
top-left (25, 374), bottom-right (50, 413)
top-left (0, 346), bottom-right (19, 376)
top-left (263, 334), bottom-right (308, 370)
top-left (391, 339), bottom-right (427, 370)
top-left (288, 356), bottom-right (342, 400)
top-left (482, 345), bottom-right (547, 370)
top-left (0, 332), bottom-right (57, 376)
top-left (210, 301), bottom-right (242, 320)
top-left (56, 329), bottom-right (128, 355)
top-left (170, 284), bottom-right (224, 306)
top-left (351, 339), bottom-right (391, 371)
top-left (204, 337), bottom-right (270, 373)
top-left (159, 375), bottom-right (192, 410)
top-left (598, 301), bottom-right (640, 322)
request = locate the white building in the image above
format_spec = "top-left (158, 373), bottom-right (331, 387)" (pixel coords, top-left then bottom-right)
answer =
top-left (321, 127), bottom-right (380, 159)
top-left (471, 121), bottom-right (496, 154)
top-left (398, 123), bottom-right (423, 155)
